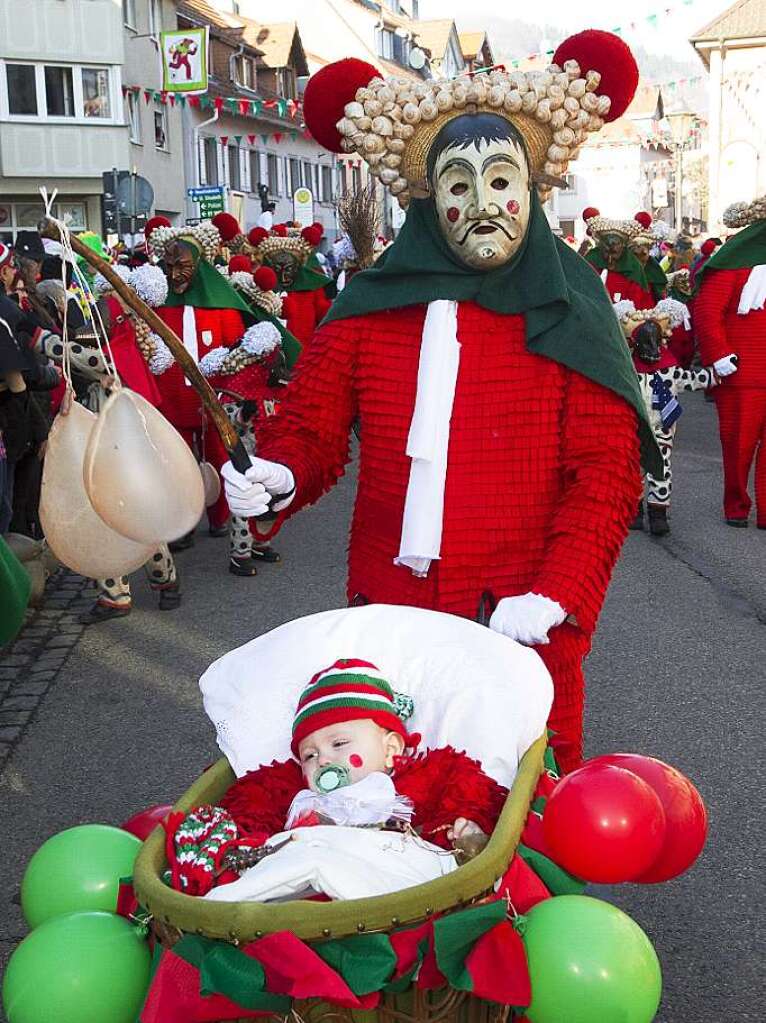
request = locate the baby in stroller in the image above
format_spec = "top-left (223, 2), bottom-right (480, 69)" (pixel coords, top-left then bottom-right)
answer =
top-left (169, 658), bottom-right (508, 902)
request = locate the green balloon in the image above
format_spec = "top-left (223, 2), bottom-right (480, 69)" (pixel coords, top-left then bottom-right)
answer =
top-left (21, 824), bottom-right (141, 928)
top-left (523, 895), bottom-right (662, 1023)
top-left (2, 911), bottom-right (151, 1023)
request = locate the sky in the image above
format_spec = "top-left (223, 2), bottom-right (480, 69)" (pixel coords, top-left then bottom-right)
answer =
top-left (416, 0), bottom-right (730, 63)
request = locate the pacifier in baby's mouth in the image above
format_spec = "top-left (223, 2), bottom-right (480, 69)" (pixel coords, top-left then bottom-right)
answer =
top-left (314, 763), bottom-right (351, 793)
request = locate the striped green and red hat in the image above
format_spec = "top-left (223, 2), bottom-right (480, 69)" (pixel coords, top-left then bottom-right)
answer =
top-left (291, 658), bottom-right (414, 754)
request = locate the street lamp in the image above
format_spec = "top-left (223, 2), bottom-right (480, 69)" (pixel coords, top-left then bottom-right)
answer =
top-left (666, 111), bottom-right (696, 234)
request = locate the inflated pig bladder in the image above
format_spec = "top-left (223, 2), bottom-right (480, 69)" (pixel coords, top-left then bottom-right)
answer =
top-left (199, 460), bottom-right (221, 507)
top-left (83, 389), bottom-right (205, 544)
top-left (39, 403), bottom-right (155, 579)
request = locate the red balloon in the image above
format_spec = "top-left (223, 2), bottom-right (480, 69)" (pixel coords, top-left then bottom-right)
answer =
top-left (588, 754), bottom-right (707, 882)
top-left (543, 764), bottom-right (666, 883)
top-left (120, 804), bottom-right (172, 842)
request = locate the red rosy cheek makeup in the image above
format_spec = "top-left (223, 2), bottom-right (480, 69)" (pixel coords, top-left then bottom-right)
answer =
top-left (507, 200), bottom-right (520, 215)
top-left (447, 207), bottom-right (460, 223)
top-left (349, 754), bottom-right (363, 768)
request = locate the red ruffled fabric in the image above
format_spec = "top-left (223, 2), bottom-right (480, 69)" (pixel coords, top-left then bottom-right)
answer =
top-left (256, 301), bottom-right (642, 770)
top-left (220, 758), bottom-right (304, 836)
top-left (695, 266), bottom-right (766, 389)
top-left (282, 289), bottom-right (331, 345)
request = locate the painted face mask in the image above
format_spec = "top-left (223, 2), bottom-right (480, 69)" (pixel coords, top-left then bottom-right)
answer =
top-left (599, 232), bottom-right (627, 270)
top-left (433, 135), bottom-right (531, 271)
top-left (631, 240), bottom-right (652, 266)
top-left (165, 240), bottom-right (199, 295)
top-left (267, 250), bottom-right (300, 289)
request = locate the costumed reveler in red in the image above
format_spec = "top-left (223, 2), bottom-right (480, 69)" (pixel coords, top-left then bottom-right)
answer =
top-left (221, 31), bottom-right (662, 772)
top-left (695, 196), bottom-right (766, 528)
top-left (583, 209), bottom-right (654, 308)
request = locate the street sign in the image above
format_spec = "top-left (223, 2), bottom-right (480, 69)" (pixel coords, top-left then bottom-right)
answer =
top-left (117, 174), bottom-right (154, 217)
top-left (293, 187), bottom-right (314, 227)
top-left (187, 186), bottom-right (225, 218)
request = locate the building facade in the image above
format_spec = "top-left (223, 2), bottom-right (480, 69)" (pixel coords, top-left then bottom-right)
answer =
top-left (691, 0), bottom-right (766, 232)
top-left (0, 0), bottom-right (128, 242)
top-left (121, 0), bottom-right (186, 225)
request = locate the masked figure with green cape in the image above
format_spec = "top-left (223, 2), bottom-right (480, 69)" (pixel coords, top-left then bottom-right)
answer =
top-left (221, 31), bottom-right (660, 772)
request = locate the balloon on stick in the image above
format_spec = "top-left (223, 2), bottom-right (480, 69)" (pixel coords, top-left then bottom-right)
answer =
top-left (21, 824), bottom-right (141, 928)
top-left (2, 911), bottom-right (151, 1023)
top-left (522, 895), bottom-right (662, 1023)
top-left (543, 763), bottom-right (666, 883)
top-left (588, 754), bottom-right (707, 882)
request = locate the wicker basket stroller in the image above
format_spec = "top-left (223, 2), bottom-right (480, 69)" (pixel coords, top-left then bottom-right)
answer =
top-left (133, 604), bottom-right (554, 1023)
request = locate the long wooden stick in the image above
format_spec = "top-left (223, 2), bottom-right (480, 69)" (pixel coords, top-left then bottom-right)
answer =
top-left (39, 217), bottom-right (251, 471)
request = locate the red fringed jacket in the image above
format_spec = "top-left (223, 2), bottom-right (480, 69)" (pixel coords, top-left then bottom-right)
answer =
top-left (282, 289), bottom-right (332, 346)
top-left (221, 747), bottom-right (508, 850)
top-left (695, 267), bottom-right (766, 390)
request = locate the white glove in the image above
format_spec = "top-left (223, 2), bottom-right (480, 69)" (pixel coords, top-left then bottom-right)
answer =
top-left (713, 354), bottom-right (738, 377)
top-left (489, 593), bottom-right (568, 646)
top-left (221, 457), bottom-right (295, 518)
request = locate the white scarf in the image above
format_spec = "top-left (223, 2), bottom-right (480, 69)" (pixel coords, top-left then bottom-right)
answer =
top-left (395, 300), bottom-right (461, 577)
top-left (737, 265), bottom-right (766, 314)
top-left (181, 305), bottom-right (198, 386)
top-left (285, 772), bottom-right (413, 828)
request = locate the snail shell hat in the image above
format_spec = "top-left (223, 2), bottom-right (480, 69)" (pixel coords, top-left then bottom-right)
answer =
top-left (303, 30), bottom-right (639, 208)
top-left (723, 194), bottom-right (766, 228)
top-left (583, 207), bottom-right (642, 240)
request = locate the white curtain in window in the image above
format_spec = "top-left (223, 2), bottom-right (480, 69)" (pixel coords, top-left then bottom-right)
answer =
top-left (240, 148), bottom-right (251, 192)
top-left (198, 137), bottom-right (208, 185)
top-left (217, 140), bottom-right (226, 186)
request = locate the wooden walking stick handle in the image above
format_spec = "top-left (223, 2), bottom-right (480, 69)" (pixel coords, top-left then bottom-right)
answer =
top-left (38, 217), bottom-right (252, 473)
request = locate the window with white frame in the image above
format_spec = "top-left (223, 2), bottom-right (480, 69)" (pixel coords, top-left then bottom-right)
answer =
top-left (148, 0), bottom-right (162, 35)
top-left (375, 28), bottom-right (395, 60)
top-left (154, 102), bottom-right (168, 150)
top-left (277, 68), bottom-right (296, 100)
top-left (267, 153), bottom-right (279, 196)
top-left (1, 62), bottom-right (118, 122)
top-left (321, 164), bottom-right (332, 201)
top-left (126, 89), bottom-right (141, 143)
top-left (228, 145), bottom-right (241, 191)
top-left (235, 55), bottom-right (256, 91)
top-left (0, 201), bottom-right (86, 243)
top-left (198, 136), bottom-right (219, 185)
top-left (249, 149), bottom-right (261, 191)
top-left (123, 0), bottom-right (136, 30)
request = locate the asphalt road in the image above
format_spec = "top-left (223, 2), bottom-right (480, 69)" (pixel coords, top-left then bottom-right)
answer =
top-left (1, 392), bottom-right (764, 1021)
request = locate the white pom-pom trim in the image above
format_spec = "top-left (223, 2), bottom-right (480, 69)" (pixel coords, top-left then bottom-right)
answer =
top-left (130, 264), bottom-right (168, 307)
top-left (148, 337), bottom-right (174, 375)
top-left (199, 347), bottom-right (231, 377)
top-left (613, 299), bottom-right (637, 321)
top-left (241, 322), bottom-right (281, 358)
top-left (654, 298), bottom-right (688, 329)
top-left (93, 264), bottom-right (131, 295)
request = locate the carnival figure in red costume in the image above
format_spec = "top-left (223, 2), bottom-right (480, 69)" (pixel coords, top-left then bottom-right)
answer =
top-left (630, 212), bottom-right (668, 302)
top-left (583, 209), bottom-right (654, 308)
top-left (220, 32), bottom-right (661, 772)
top-left (247, 223), bottom-right (331, 347)
top-left (146, 219), bottom-right (254, 547)
top-left (695, 196), bottom-right (766, 528)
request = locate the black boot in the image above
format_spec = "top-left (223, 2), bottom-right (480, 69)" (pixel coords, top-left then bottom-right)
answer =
top-left (726, 518), bottom-right (748, 528)
top-left (158, 581), bottom-right (181, 610)
top-left (78, 600), bottom-right (131, 625)
top-left (229, 555), bottom-right (258, 577)
top-left (629, 501), bottom-right (644, 531)
top-left (647, 504), bottom-right (670, 536)
top-left (208, 523), bottom-right (229, 538)
top-left (169, 530), bottom-right (195, 552)
top-left (251, 544), bottom-right (281, 563)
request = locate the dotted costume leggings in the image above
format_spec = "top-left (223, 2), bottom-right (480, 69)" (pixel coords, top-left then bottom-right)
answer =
top-left (645, 425), bottom-right (675, 507)
top-left (97, 545), bottom-right (177, 608)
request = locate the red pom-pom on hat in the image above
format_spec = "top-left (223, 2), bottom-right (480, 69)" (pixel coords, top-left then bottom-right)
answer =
top-left (211, 212), bottom-right (241, 242)
top-left (254, 266), bottom-right (278, 292)
top-left (303, 58), bottom-right (379, 152)
top-left (229, 254), bottom-right (252, 274)
top-left (301, 225), bottom-right (323, 247)
top-left (634, 211), bottom-right (652, 229)
top-left (701, 238), bottom-right (720, 257)
top-left (144, 215), bottom-right (171, 239)
top-left (312, 222), bottom-right (325, 236)
top-left (554, 30), bottom-right (639, 122)
top-left (582, 206), bottom-right (600, 222)
top-left (272, 224), bottom-right (288, 237)
top-left (248, 227), bottom-right (268, 247)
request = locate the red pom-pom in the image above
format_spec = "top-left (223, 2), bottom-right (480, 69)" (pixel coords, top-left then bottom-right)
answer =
top-left (634, 211), bottom-right (652, 229)
top-left (701, 238), bottom-right (720, 257)
top-left (254, 266), bottom-right (278, 292)
top-left (312, 221), bottom-right (325, 237)
top-left (228, 254), bottom-right (252, 274)
top-left (554, 30), bottom-right (639, 122)
top-left (248, 227), bottom-right (268, 247)
top-left (303, 58), bottom-right (379, 152)
top-left (144, 215), bottom-right (171, 238)
top-left (582, 206), bottom-right (600, 222)
top-left (211, 212), bottom-right (241, 242)
top-left (301, 226), bottom-right (323, 247)
top-left (272, 224), bottom-right (288, 237)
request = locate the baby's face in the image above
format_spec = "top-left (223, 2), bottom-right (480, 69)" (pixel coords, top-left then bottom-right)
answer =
top-left (298, 719), bottom-right (404, 792)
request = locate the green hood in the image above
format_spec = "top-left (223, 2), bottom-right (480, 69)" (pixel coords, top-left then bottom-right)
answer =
top-left (585, 245), bottom-right (650, 291)
top-left (644, 256), bottom-right (668, 301)
top-left (694, 220), bottom-right (766, 293)
top-left (290, 252), bottom-right (331, 293)
top-left (325, 193), bottom-right (661, 476)
top-left (163, 247), bottom-right (254, 318)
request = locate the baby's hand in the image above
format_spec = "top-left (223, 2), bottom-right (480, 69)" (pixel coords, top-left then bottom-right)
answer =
top-left (448, 818), bottom-right (485, 842)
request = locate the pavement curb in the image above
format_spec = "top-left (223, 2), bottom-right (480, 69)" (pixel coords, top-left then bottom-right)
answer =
top-left (0, 570), bottom-right (91, 767)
